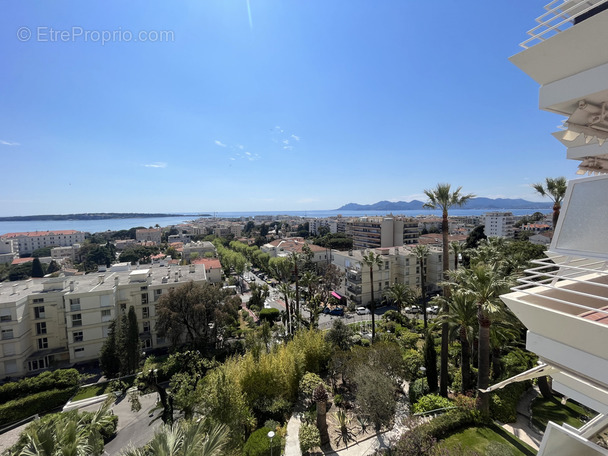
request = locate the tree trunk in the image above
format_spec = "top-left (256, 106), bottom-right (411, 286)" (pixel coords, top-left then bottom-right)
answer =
top-left (295, 260), bottom-right (300, 330)
top-left (477, 306), bottom-right (491, 417)
top-left (460, 327), bottom-right (472, 393)
top-left (420, 257), bottom-right (427, 330)
top-left (552, 204), bottom-right (560, 230)
top-left (538, 376), bottom-right (554, 399)
top-left (440, 210), bottom-right (450, 398)
top-left (370, 267), bottom-right (376, 342)
top-left (317, 400), bottom-right (329, 445)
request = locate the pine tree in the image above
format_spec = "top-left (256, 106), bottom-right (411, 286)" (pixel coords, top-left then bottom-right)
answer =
top-left (126, 306), bottom-right (141, 373)
top-left (99, 320), bottom-right (120, 378)
top-left (46, 260), bottom-right (61, 274)
top-left (31, 257), bottom-right (45, 278)
top-left (423, 331), bottom-right (438, 394)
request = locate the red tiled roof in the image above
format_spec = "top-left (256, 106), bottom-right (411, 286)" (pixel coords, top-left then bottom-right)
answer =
top-left (2, 230), bottom-right (80, 238)
top-left (11, 257), bottom-right (34, 265)
top-left (150, 253), bottom-right (166, 260)
top-left (192, 258), bottom-right (222, 270)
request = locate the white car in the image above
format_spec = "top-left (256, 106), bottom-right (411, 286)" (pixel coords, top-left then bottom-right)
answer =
top-left (356, 306), bottom-right (371, 315)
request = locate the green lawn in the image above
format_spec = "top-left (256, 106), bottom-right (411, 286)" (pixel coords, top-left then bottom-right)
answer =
top-left (438, 424), bottom-right (536, 456)
top-left (531, 396), bottom-right (594, 431)
top-left (72, 384), bottom-right (110, 401)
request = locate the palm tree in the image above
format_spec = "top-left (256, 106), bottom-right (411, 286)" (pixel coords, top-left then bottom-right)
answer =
top-left (450, 241), bottom-right (462, 270)
top-left (120, 419), bottom-right (228, 456)
top-left (424, 183), bottom-right (475, 398)
top-left (532, 176), bottom-right (567, 229)
top-left (452, 264), bottom-right (510, 416)
top-left (277, 283), bottom-right (294, 335)
top-left (439, 291), bottom-right (477, 393)
top-left (384, 282), bottom-right (414, 314)
top-left (361, 250), bottom-right (383, 342)
top-left (413, 244), bottom-right (430, 329)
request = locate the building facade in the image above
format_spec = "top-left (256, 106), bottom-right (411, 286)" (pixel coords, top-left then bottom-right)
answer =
top-left (135, 228), bottom-right (162, 244)
top-left (484, 212), bottom-right (515, 238)
top-left (346, 217), bottom-right (419, 250)
top-left (0, 262), bottom-right (208, 378)
top-left (332, 246), bottom-right (452, 307)
top-left (0, 231), bottom-right (86, 257)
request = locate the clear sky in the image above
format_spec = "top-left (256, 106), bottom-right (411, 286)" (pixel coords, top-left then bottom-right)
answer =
top-left (0, 1), bottom-right (578, 215)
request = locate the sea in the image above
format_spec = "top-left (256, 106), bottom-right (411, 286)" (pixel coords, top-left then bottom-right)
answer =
top-left (0, 208), bottom-right (552, 236)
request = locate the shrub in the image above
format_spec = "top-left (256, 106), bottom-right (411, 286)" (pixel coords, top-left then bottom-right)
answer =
top-left (243, 427), bottom-right (279, 456)
top-left (412, 394), bottom-right (453, 415)
top-left (360, 338), bottom-right (371, 347)
top-left (0, 387), bottom-right (77, 426)
top-left (299, 423), bottom-right (321, 455)
top-left (259, 308), bottom-right (280, 324)
top-left (299, 373), bottom-right (326, 406)
top-left (409, 377), bottom-right (429, 405)
top-left (421, 408), bottom-right (482, 440)
top-left (398, 330), bottom-right (420, 351)
top-left (402, 349), bottom-right (424, 381)
top-left (333, 394), bottom-right (344, 408)
top-left (0, 369), bottom-right (80, 404)
top-left (490, 382), bottom-right (528, 423)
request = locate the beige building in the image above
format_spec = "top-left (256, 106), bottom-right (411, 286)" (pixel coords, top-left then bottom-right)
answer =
top-left (0, 230), bottom-right (86, 256)
top-left (182, 241), bottom-right (216, 262)
top-left (346, 217), bottom-right (418, 250)
top-left (135, 228), bottom-right (162, 244)
top-left (0, 262), bottom-right (208, 378)
top-left (332, 245), bottom-right (452, 307)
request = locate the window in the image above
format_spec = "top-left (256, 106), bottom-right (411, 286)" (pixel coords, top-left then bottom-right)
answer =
top-left (157, 336), bottom-right (165, 345)
top-left (36, 322), bottom-right (47, 335)
top-left (33, 298), bottom-right (44, 304)
top-left (37, 337), bottom-right (48, 349)
top-left (74, 347), bottom-right (85, 358)
top-left (73, 331), bottom-right (83, 343)
top-left (385, 261), bottom-right (389, 269)
top-left (2, 329), bottom-right (14, 340)
top-left (141, 293), bottom-right (149, 305)
top-left (0, 310), bottom-right (11, 322)
top-left (143, 338), bottom-right (152, 349)
top-left (71, 314), bottom-right (82, 327)
top-left (70, 298), bottom-right (81, 312)
top-left (154, 289), bottom-right (162, 301)
top-left (140, 286), bottom-right (148, 291)
top-left (142, 307), bottom-right (149, 319)
top-left (120, 303), bottom-right (126, 312)
top-left (34, 306), bottom-right (45, 319)
top-left (142, 321), bottom-right (151, 333)
top-left (101, 309), bottom-right (112, 322)
top-left (3, 343), bottom-right (15, 356)
top-left (102, 326), bottom-right (110, 338)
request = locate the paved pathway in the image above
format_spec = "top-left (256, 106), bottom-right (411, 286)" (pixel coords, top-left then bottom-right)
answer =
top-left (500, 386), bottom-right (543, 451)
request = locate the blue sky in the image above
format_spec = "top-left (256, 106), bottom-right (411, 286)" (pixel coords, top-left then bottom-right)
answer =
top-left (0, 1), bottom-right (578, 215)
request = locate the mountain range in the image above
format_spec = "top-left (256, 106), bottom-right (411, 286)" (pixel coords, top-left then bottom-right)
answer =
top-left (336, 198), bottom-right (552, 211)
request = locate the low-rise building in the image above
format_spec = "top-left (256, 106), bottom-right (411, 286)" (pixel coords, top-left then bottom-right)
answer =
top-left (0, 230), bottom-right (86, 256)
top-left (182, 241), bottom-right (216, 262)
top-left (135, 228), bottom-right (162, 244)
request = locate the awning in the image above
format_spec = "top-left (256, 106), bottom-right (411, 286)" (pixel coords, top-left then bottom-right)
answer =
top-left (331, 291), bottom-right (343, 300)
top-left (479, 363), bottom-right (558, 393)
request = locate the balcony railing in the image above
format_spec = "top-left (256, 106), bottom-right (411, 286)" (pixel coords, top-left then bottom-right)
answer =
top-left (521, 0), bottom-right (608, 49)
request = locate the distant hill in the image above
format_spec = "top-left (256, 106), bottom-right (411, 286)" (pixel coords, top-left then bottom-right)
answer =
top-left (336, 198), bottom-right (552, 211)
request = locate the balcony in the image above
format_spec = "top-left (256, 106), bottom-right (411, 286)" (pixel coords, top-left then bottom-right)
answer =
top-left (347, 285), bottom-right (362, 295)
top-left (347, 271), bottom-right (362, 283)
top-left (501, 255), bottom-right (608, 412)
top-left (510, 0), bottom-right (608, 86)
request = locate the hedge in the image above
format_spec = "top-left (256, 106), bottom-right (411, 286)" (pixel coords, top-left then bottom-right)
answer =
top-left (0, 387), bottom-right (77, 426)
top-left (490, 382), bottom-right (529, 423)
top-left (243, 427), bottom-right (277, 456)
top-left (419, 408), bottom-right (482, 440)
top-left (0, 369), bottom-right (80, 404)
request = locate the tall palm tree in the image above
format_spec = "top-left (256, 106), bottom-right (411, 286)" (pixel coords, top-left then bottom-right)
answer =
top-left (384, 282), bottom-right (414, 314)
top-left (361, 250), bottom-right (383, 342)
top-left (439, 291), bottom-right (477, 393)
top-left (452, 264), bottom-right (510, 416)
top-left (424, 183), bottom-right (475, 397)
top-left (532, 176), bottom-right (567, 229)
top-left (413, 244), bottom-right (430, 329)
top-left (277, 283), bottom-right (294, 335)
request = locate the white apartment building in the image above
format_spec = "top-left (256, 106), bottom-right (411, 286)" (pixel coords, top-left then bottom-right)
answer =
top-left (0, 230), bottom-right (86, 256)
top-left (51, 245), bottom-right (81, 263)
top-left (346, 217), bottom-right (419, 250)
top-left (0, 262), bottom-right (208, 378)
top-left (309, 219), bottom-right (338, 236)
top-left (0, 239), bottom-right (17, 265)
top-left (182, 241), bottom-right (216, 262)
top-left (490, 3), bottom-right (608, 455)
top-left (484, 212), bottom-right (515, 238)
top-left (261, 238), bottom-right (331, 265)
top-left (332, 246), bottom-right (452, 307)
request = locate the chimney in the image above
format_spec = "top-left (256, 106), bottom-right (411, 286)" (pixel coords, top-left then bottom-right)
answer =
top-left (174, 272), bottom-right (179, 282)
top-left (114, 276), bottom-right (119, 287)
top-left (70, 281), bottom-right (75, 292)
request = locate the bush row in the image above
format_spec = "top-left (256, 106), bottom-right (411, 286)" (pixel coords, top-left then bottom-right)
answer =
top-left (420, 408), bottom-right (482, 440)
top-left (490, 381), bottom-right (530, 423)
top-left (0, 387), bottom-right (77, 426)
top-left (0, 369), bottom-right (80, 404)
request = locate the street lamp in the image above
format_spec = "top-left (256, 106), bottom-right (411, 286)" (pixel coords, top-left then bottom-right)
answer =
top-left (267, 430), bottom-right (275, 456)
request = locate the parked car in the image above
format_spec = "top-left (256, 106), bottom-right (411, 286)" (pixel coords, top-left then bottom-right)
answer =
top-left (428, 305), bottom-right (440, 315)
top-left (329, 306), bottom-right (344, 316)
top-left (322, 306), bottom-right (331, 314)
top-left (356, 306), bottom-right (371, 315)
top-left (405, 305), bottom-right (421, 314)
